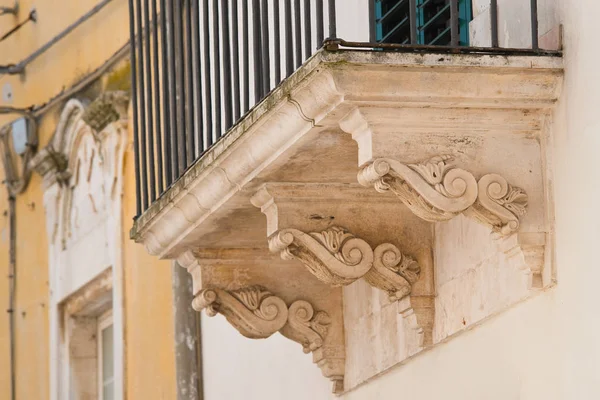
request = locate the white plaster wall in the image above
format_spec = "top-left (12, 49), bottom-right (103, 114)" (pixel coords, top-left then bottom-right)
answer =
top-left (344, 1), bottom-right (600, 399)
top-left (201, 313), bottom-right (332, 400)
top-left (470, 0), bottom-right (559, 49)
top-left (200, 2), bottom-right (600, 399)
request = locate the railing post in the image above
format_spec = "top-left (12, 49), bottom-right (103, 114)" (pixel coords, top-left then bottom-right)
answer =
top-left (530, 0), bottom-right (539, 49)
top-left (328, 0), bottom-right (336, 39)
top-left (128, 0), bottom-right (142, 216)
top-left (409, 0), bottom-right (417, 45)
top-left (491, 0), bottom-right (499, 47)
top-left (450, 0), bottom-right (459, 46)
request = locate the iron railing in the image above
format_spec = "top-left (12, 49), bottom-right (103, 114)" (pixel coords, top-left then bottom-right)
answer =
top-left (129, 0), bottom-right (336, 215)
top-left (129, 0), bottom-right (546, 217)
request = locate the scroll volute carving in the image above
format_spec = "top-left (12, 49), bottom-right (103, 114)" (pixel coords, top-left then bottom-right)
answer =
top-left (193, 285), bottom-right (345, 393)
top-left (364, 243), bottom-right (421, 302)
top-left (466, 174), bottom-right (528, 235)
top-left (358, 156), bottom-right (478, 222)
top-left (359, 156), bottom-right (528, 235)
top-left (192, 286), bottom-right (288, 339)
top-left (269, 226), bottom-right (374, 286)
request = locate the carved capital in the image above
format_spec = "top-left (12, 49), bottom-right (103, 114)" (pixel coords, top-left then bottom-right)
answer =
top-left (192, 286), bottom-right (288, 339)
top-left (194, 286), bottom-right (345, 393)
top-left (81, 91), bottom-right (129, 132)
top-left (358, 156), bottom-right (478, 222)
top-left (269, 226), bottom-right (374, 286)
top-left (364, 243), bottom-right (421, 302)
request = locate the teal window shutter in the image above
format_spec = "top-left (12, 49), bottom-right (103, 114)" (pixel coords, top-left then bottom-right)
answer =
top-left (375, 0), bottom-right (472, 45)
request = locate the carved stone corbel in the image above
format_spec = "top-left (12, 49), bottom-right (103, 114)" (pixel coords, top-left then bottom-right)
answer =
top-left (465, 174), bottom-right (528, 235)
top-left (192, 286), bottom-right (289, 339)
top-left (268, 226), bottom-right (422, 303)
top-left (364, 243), bottom-right (421, 302)
top-left (193, 285), bottom-right (345, 393)
top-left (358, 156), bottom-right (479, 222)
top-left (268, 227), bottom-right (374, 286)
top-left (358, 156), bottom-right (528, 235)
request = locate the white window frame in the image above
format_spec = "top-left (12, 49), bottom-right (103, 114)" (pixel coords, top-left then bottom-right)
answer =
top-left (97, 310), bottom-right (114, 400)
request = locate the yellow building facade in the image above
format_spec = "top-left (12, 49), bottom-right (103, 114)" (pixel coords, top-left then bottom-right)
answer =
top-left (0, 1), bottom-right (177, 399)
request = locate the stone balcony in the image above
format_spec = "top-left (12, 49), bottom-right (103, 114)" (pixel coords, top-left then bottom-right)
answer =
top-left (130, 49), bottom-right (563, 393)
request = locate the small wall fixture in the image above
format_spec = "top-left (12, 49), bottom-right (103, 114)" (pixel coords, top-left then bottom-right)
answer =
top-left (0, 116), bottom-right (37, 195)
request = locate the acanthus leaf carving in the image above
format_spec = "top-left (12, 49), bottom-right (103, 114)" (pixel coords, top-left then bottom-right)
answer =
top-left (358, 156), bottom-right (479, 222)
top-left (192, 286), bottom-right (288, 339)
top-left (268, 226), bottom-right (374, 286)
top-left (465, 174), bottom-right (528, 235)
top-left (359, 157), bottom-right (528, 236)
top-left (193, 286), bottom-right (345, 394)
top-left (281, 300), bottom-right (331, 354)
top-left (364, 243), bottom-right (421, 302)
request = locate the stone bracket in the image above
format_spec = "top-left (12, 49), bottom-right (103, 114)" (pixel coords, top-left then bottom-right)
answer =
top-left (358, 156), bottom-right (528, 236)
top-left (269, 226), bottom-right (421, 302)
top-left (179, 251), bottom-right (347, 394)
top-left (192, 285), bottom-right (345, 394)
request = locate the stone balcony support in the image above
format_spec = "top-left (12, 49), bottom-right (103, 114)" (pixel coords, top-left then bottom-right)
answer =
top-left (131, 50), bottom-right (562, 393)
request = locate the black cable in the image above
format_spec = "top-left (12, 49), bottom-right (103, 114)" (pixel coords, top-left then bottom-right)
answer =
top-left (0, 8), bottom-right (36, 43)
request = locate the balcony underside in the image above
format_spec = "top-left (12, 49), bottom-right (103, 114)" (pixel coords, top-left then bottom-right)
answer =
top-left (131, 48), bottom-right (562, 393)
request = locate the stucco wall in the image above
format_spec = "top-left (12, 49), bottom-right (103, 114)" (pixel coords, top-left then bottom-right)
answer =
top-left (122, 116), bottom-right (177, 400)
top-left (0, 0), bottom-right (178, 398)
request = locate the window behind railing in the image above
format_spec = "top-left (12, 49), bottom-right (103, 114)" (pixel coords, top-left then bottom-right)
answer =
top-left (372, 0), bottom-right (471, 46)
top-left (128, 0), bottom-right (337, 215)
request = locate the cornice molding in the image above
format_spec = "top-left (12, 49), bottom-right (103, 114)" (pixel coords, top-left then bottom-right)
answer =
top-left (193, 285), bottom-right (345, 393)
top-left (358, 157), bottom-right (528, 235)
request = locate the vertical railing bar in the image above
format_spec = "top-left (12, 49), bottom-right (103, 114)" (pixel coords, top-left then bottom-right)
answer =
top-left (303, 0), bottom-right (311, 58)
top-left (284, 0), bottom-right (293, 76)
top-left (222, 0), bottom-right (233, 130)
top-left (409, 0), bottom-right (417, 44)
top-left (128, 0), bottom-right (142, 215)
top-left (185, 0), bottom-right (196, 162)
top-left (242, 0), bottom-right (250, 112)
top-left (231, 0), bottom-right (241, 121)
top-left (530, 0), bottom-right (538, 49)
top-left (191, 0), bottom-right (204, 157)
top-left (151, 0), bottom-right (163, 194)
top-left (368, 0), bottom-right (375, 43)
top-left (143, 0), bottom-right (157, 202)
top-left (316, 0), bottom-right (324, 46)
top-left (159, 0), bottom-right (172, 186)
top-left (252, 0), bottom-right (263, 102)
top-left (294, 0), bottom-right (301, 67)
top-left (450, 0), bottom-right (459, 46)
top-left (260, 0), bottom-right (270, 96)
top-left (175, 0), bottom-right (187, 172)
top-left (273, 0), bottom-right (281, 84)
top-left (212, 0), bottom-right (222, 139)
top-left (490, 0), bottom-right (498, 47)
top-left (328, 0), bottom-right (336, 39)
top-left (202, 0), bottom-right (214, 147)
top-left (167, 0), bottom-right (179, 183)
